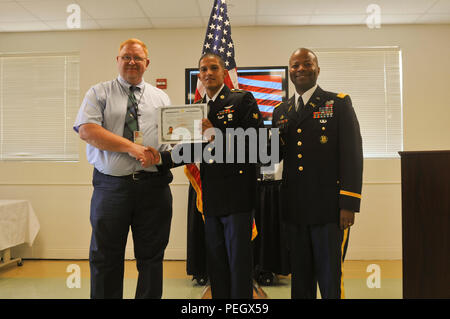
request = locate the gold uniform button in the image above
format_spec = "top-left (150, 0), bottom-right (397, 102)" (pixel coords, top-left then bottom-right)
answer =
top-left (297, 141), bottom-right (302, 146)
top-left (298, 166), bottom-right (304, 171)
top-left (322, 127), bottom-right (326, 131)
top-left (297, 128), bottom-right (302, 133)
top-left (209, 159), bottom-right (214, 163)
top-left (298, 154), bottom-right (302, 159)
top-left (207, 147), bottom-right (212, 152)
top-left (239, 170), bottom-right (243, 174)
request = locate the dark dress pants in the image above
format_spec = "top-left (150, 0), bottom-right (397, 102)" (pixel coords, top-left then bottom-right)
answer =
top-left (286, 222), bottom-right (349, 299)
top-left (204, 211), bottom-right (253, 299)
top-left (89, 169), bottom-right (172, 299)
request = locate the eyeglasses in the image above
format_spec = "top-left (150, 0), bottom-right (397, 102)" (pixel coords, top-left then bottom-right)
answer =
top-left (119, 55), bottom-right (147, 63)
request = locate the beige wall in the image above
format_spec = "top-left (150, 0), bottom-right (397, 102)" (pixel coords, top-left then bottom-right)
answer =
top-left (1, 24), bottom-right (449, 260)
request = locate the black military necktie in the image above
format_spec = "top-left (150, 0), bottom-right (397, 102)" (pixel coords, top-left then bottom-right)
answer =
top-left (123, 86), bottom-right (139, 141)
top-left (207, 99), bottom-right (214, 116)
top-left (297, 96), bottom-right (305, 115)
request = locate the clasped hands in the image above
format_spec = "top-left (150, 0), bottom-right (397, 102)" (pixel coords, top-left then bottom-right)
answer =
top-left (127, 119), bottom-right (214, 167)
top-left (128, 144), bottom-right (160, 168)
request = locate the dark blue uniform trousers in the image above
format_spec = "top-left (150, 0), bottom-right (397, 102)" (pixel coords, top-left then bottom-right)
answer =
top-left (286, 222), bottom-right (349, 299)
top-left (89, 169), bottom-right (172, 299)
top-left (204, 211), bottom-right (253, 299)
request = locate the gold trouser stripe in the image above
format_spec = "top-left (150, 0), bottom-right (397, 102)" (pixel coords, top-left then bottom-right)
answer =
top-left (340, 190), bottom-right (361, 199)
top-left (340, 228), bottom-right (349, 299)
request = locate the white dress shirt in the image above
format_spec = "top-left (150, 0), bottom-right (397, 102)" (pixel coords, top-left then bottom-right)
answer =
top-left (294, 84), bottom-right (318, 111)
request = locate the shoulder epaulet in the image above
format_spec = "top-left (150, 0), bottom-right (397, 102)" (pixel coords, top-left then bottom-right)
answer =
top-left (337, 93), bottom-right (348, 99)
top-left (274, 102), bottom-right (283, 108)
top-left (231, 88), bottom-right (246, 93)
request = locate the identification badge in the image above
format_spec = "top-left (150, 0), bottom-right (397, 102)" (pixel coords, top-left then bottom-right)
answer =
top-left (134, 131), bottom-right (144, 145)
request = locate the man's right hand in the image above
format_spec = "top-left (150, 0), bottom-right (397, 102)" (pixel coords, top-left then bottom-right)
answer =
top-left (78, 123), bottom-right (160, 167)
top-left (128, 144), bottom-right (159, 168)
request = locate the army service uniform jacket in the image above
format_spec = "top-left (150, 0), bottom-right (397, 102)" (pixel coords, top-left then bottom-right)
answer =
top-left (272, 86), bottom-right (363, 225)
top-left (163, 85), bottom-right (263, 217)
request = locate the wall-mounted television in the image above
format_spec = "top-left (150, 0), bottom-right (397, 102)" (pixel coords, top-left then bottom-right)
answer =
top-left (185, 66), bottom-right (289, 126)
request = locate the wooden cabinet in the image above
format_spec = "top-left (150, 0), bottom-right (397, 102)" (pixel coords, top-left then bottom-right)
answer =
top-left (399, 151), bottom-right (450, 298)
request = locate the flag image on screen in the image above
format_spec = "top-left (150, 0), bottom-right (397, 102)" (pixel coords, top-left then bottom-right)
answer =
top-left (185, 66), bottom-right (288, 125)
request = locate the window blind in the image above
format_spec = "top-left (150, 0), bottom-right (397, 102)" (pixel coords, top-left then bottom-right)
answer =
top-left (0, 54), bottom-right (80, 161)
top-left (315, 48), bottom-right (403, 158)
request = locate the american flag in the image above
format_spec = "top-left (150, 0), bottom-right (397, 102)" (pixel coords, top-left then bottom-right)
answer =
top-left (194, 0), bottom-right (239, 101)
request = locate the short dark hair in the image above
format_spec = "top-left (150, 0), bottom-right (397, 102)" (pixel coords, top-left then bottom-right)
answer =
top-left (198, 52), bottom-right (226, 69)
top-left (291, 47), bottom-right (319, 65)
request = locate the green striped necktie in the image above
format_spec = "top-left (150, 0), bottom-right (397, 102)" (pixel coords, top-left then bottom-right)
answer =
top-left (123, 86), bottom-right (139, 141)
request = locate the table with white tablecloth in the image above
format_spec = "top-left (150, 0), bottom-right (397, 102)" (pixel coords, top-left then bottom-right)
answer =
top-left (0, 200), bottom-right (40, 269)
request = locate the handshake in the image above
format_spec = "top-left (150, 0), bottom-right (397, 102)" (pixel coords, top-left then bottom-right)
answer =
top-left (128, 144), bottom-right (161, 168)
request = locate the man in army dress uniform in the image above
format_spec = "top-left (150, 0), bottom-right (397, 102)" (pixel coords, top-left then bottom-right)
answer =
top-left (149, 52), bottom-right (263, 298)
top-left (195, 52), bottom-right (263, 299)
top-left (272, 48), bottom-right (363, 299)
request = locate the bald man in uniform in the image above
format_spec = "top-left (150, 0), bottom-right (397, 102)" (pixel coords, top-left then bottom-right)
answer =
top-left (272, 48), bottom-right (363, 299)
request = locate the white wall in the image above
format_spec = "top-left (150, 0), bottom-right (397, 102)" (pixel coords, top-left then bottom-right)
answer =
top-left (1, 24), bottom-right (449, 260)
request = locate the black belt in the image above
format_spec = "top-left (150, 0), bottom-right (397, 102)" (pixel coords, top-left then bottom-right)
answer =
top-left (116, 170), bottom-right (161, 181)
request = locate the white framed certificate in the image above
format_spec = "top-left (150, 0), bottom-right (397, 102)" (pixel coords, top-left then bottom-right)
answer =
top-left (158, 104), bottom-right (207, 144)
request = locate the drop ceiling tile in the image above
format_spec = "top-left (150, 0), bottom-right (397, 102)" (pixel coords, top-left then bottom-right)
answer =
top-left (313, 0), bottom-right (374, 14)
top-left (227, 0), bottom-right (257, 17)
top-left (427, 0), bottom-right (450, 13)
top-left (18, 0), bottom-right (93, 20)
top-left (1, 0), bottom-right (449, 33)
top-left (197, 0), bottom-right (256, 18)
top-left (95, 18), bottom-right (152, 29)
top-left (76, 0), bottom-right (146, 19)
top-left (0, 1), bottom-right (38, 22)
top-left (257, 0), bottom-right (317, 15)
top-left (137, 0), bottom-right (201, 18)
top-left (150, 17), bottom-right (204, 28)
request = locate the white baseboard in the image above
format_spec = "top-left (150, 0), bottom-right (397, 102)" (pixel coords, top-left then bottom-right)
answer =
top-left (346, 246), bottom-right (402, 260)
